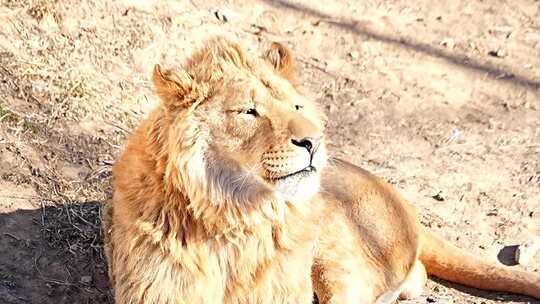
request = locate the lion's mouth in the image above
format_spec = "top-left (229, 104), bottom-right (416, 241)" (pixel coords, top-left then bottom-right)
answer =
top-left (270, 165), bottom-right (317, 181)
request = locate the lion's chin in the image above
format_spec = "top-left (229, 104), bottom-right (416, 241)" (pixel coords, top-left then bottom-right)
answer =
top-left (270, 169), bottom-right (320, 202)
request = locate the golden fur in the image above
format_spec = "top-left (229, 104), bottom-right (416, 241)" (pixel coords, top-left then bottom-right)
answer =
top-left (103, 38), bottom-right (540, 304)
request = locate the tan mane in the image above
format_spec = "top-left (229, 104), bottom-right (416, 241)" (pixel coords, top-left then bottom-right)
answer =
top-left (128, 38), bottom-right (299, 243)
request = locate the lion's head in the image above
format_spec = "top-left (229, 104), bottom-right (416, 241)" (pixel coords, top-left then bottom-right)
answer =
top-left (151, 38), bottom-right (327, 228)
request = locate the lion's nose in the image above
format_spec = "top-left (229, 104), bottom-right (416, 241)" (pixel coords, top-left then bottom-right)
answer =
top-left (291, 137), bottom-right (318, 154)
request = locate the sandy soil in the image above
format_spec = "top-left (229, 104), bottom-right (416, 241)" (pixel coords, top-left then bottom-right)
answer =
top-left (0, 0), bottom-right (539, 303)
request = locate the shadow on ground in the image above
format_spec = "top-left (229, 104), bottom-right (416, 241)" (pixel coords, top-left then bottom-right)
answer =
top-left (261, 0), bottom-right (540, 90)
top-left (431, 277), bottom-right (535, 303)
top-left (0, 202), bottom-right (112, 304)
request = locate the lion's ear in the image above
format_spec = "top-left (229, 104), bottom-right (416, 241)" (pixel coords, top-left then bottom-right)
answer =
top-left (264, 42), bottom-right (298, 85)
top-left (152, 64), bottom-right (195, 110)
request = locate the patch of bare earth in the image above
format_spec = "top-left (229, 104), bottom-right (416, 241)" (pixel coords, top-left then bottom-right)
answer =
top-left (0, 0), bottom-right (538, 303)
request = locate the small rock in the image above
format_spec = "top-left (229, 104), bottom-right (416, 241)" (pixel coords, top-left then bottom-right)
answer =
top-left (213, 10), bottom-right (227, 22)
top-left (515, 236), bottom-right (540, 266)
top-left (449, 127), bottom-right (461, 141)
top-left (486, 209), bottom-right (498, 216)
top-left (432, 191), bottom-right (445, 202)
top-left (250, 24), bottom-right (267, 35)
top-left (213, 8), bottom-right (238, 23)
top-left (496, 72), bottom-right (513, 79)
top-left (349, 51), bottom-right (360, 59)
top-left (488, 49), bottom-right (506, 58)
top-left (80, 275), bottom-right (92, 284)
top-left (426, 296), bottom-right (436, 303)
top-left (440, 38), bottom-right (455, 49)
top-left (328, 104), bottom-right (337, 113)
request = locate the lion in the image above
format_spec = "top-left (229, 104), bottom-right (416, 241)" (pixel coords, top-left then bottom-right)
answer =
top-left (102, 37), bottom-right (540, 304)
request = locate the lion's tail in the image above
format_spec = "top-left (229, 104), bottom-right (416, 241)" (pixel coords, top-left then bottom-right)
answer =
top-left (419, 227), bottom-right (540, 299)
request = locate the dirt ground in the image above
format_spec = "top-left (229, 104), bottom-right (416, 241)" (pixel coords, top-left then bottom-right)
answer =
top-left (0, 0), bottom-right (539, 303)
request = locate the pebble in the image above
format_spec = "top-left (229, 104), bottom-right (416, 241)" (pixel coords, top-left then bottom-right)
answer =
top-left (488, 49), bottom-right (507, 58)
top-left (440, 38), bottom-right (455, 49)
top-left (432, 191), bottom-right (446, 202)
top-left (213, 8), bottom-right (238, 23)
top-left (80, 275), bottom-right (92, 284)
top-left (515, 236), bottom-right (540, 265)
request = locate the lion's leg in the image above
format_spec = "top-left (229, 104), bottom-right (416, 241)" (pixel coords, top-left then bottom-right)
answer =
top-left (312, 200), bottom-right (396, 304)
top-left (312, 214), bottom-right (381, 304)
top-left (398, 260), bottom-right (427, 300)
top-left (312, 260), bottom-right (376, 304)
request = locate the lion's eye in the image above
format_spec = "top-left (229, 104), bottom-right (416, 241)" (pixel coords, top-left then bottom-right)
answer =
top-left (242, 108), bottom-right (258, 117)
top-left (295, 105), bottom-right (303, 110)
